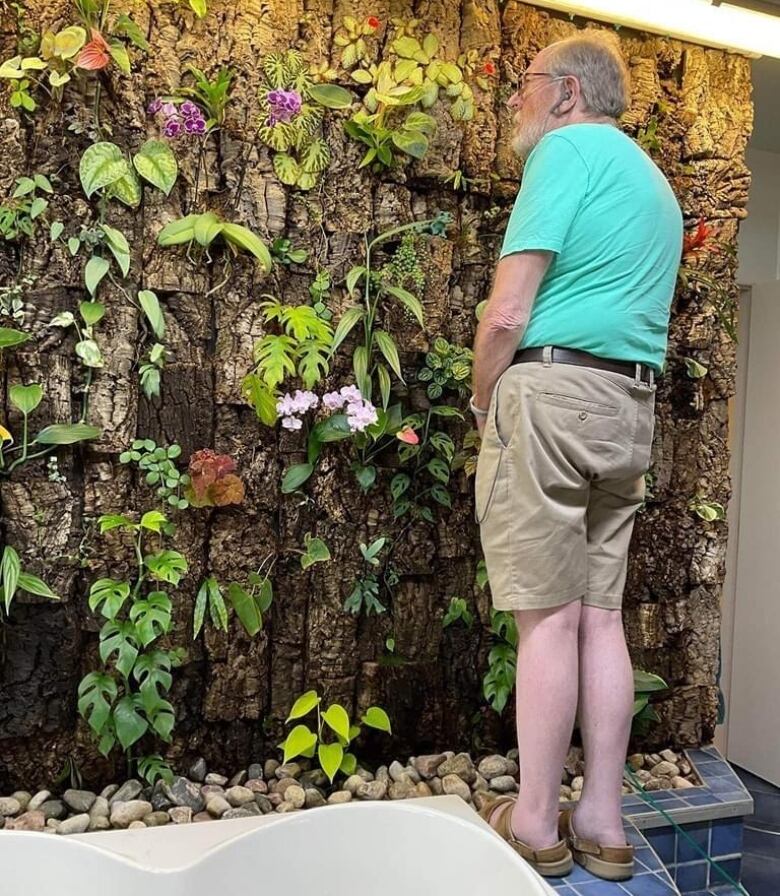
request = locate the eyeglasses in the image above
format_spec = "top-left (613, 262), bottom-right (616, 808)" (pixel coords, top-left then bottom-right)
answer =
top-left (514, 70), bottom-right (568, 97)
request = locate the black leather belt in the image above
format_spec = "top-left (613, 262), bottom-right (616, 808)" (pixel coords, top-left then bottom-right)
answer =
top-left (513, 346), bottom-right (655, 384)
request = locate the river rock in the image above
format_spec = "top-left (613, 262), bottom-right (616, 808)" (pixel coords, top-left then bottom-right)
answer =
top-left (299, 769), bottom-right (328, 789)
top-left (627, 753), bottom-right (645, 771)
top-left (246, 778), bottom-right (267, 794)
top-left (389, 780), bottom-right (416, 800)
top-left (305, 788), bottom-right (326, 809)
top-left (169, 806), bottom-right (193, 824)
top-left (189, 758), bottom-right (207, 782)
top-left (672, 776), bottom-right (695, 789)
top-left (0, 797), bottom-right (21, 817)
top-left (222, 807), bottom-right (254, 819)
top-left (63, 789), bottom-right (96, 814)
top-left (143, 811), bottom-right (170, 827)
top-left (11, 792), bottom-right (30, 811)
top-left (225, 786), bottom-right (255, 807)
top-left (414, 754), bottom-right (447, 780)
top-left (111, 780), bottom-right (143, 804)
top-left (415, 782), bottom-right (433, 797)
top-left (342, 775), bottom-right (364, 795)
top-left (660, 749), bottom-right (679, 764)
top-left (255, 795), bottom-right (273, 814)
top-left (205, 773), bottom-right (228, 787)
top-left (228, 770), bottom-right (248, 787)
top-left (6, 810), bottom-right (44, 831)
top-left (478, 755), bottom-right (509, 780)
top-left (356, 780), bottom-right (387, 801)
top-left (429, 777), bottom-right (443, 795)
top-left (327, 791), bottom-right (352, 804)
top-left (193, 812), bottom-right (212, 823)
top-left (442, 774), bottom-right (471, 802)
top-left (264, 759), bottom-right (280, 779)
top-left (472, 774), bottom-right (489, 792)
top-left (164, 777), bottom-right (205, 813)
top-left (438, 753), bottom-right (476, 785)
top-left (490, 775), bottom-right (518, 793)
top-left (247, 763), bottom-right (264, 781)
top-left (206, 795), bottom-right (231, 818)
top-left (58, 814), bottom-right (90, 835)
top-left (276, 763), bottom-right (302, 780)
top-left (571, 776), bottom-right (584, 792)
top-left (89, 796), bottom-right (109, 819)
top-left (27, 790), bottom-right (51, 812)
top-left (111, 800), bottom-right (153, 828)
top-left (285, 785), bottom-right (306, 809)
top-left (89, 815), bottom-right (111, 831)
top-left (651, 761), bottom-right (680, 778)
top-left (39, 800), bottom-right (66, 821)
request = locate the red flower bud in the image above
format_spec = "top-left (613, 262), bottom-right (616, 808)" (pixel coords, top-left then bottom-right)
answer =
top-left (683, 218), bottom-right (712, 255)
top-left (366, 16), bottom-right (380, 29)
top-left (482, 61), bottom-right (496, 76)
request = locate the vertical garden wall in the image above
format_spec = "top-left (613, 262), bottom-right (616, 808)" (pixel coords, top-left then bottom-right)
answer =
top-left (0, 0), bottom-right (752, 789)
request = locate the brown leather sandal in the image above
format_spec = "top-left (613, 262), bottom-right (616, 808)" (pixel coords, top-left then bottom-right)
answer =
top-left (478, 795), bottom-right (573, 877)
top-left (558, 807), bottom-right (634, 881)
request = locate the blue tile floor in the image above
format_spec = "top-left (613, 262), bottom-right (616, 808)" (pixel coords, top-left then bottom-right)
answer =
top-left (731, 763), bottom-right (780, 896)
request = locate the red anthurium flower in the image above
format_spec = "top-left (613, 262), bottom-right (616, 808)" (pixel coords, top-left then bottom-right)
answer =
top-left (482, 61), bottom-right (497, 76)
top-left (76, 29), bottom-right (110, 70)
top-left (683, 218), bottom-right (711, 255)
top-left (396, 426), bottom-right (419, 445)
top-left (366, 16), bottom-right (380, 29)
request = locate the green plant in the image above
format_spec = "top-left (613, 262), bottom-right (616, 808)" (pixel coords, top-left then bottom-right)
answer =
top-left (630, 669), bottom-right (669, 737)
top-left (637, 116), bottom-right (661, 154)
top-left (242, 297), bottom-right (335, 426)
top-left (689, 494), bottom-right (726, 522)
top-left (77, 511), bottom-right (188, 762)
top-left (684, 357), bottom-right (708, 379)
top-left (178, 64), bottom-right (234, 129)
top-left (135, 753), bottom-right (174, 786)
top-left (442, 596), bottom-right (474, 628)
top-left (50, 299), bottom-right (106, 369)
top-left (270, 237), bottom-right (308, 266)
top-left (279, 689), bottom-right (392, 783)
top-left (79, 140), bottom-right (177, 212)
top-left (173, 0), bottom-right (208, 17)
top-left (336, 18), bottom-right (474, 169)
top-left (416, 336), bottom-right (473, 401)
top-left (139, 343), bottom-right (166, 399)
top-left (156, 211), bottom-right (272, 276)
top-left (343, 536), bottom-right (399, 616)
top-left (256, 50), bottom-right (353, 191)
top-left (391, 403), bottom-right (462, 522)
top-left (0, 382), bottom-right (100, 475)
top-left (328, 213), bottom-right (451, 410)
top-left (308, 270), bottom-right (334, 323)
top-left (484, 608), bottom-right (517, 714)
top-left (677, 245), bottom-right (738, 343)
top-left (0, 275), bottom-right (33, 324)
top-left (0, 545), bottom-right (58, 620)
top-left (119, 440), bottom-right (190, 511)
top-left (0, 174), bottom-right (53, 240)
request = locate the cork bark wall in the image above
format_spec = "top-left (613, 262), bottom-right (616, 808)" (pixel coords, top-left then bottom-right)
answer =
top-left (0, 0), bottom-right (752, 789)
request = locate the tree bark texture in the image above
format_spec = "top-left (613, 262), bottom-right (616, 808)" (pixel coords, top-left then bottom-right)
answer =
top-left (0, 0), bottom-right (752, 789)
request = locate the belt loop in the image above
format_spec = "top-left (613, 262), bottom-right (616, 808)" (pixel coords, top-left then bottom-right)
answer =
top-left (648, 367), bottom-right (655, 387)
top-left (542, 345), bottom-right (553, 367)
top-left (634, 362), bottom-right (642, 386)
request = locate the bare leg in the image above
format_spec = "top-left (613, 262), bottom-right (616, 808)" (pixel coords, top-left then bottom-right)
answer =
top-left (500, 597), bottom-right (582, 848)
top-left (571, 604), bottom-right (633, 846)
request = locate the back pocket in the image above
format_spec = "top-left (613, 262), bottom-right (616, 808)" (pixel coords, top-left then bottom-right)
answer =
top-left (536, 392), bottom-right (619, 416)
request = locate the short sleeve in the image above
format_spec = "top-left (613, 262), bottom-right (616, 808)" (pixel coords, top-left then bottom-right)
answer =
top-left (499, 134), bottom-right (590, 258)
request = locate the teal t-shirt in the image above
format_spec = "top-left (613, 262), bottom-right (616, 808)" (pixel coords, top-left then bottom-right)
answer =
top-left (499, 123), bottom-right (683, 373)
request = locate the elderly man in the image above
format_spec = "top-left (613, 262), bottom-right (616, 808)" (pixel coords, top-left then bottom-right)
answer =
top-left (471, 33), bottom-right (683, 881)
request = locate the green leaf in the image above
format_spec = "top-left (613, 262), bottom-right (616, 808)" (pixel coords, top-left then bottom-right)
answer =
top-left (0, 328), bottom-right (29, 350)
top-left (145, 550), bottom-right (188, 585)
top-left (68, 237), bottom-right (81, 255)
top-left (114, 14), bottom-right (150, 51)
top-left (157, 214), bottom-right (199, 246)
top-left (140, 510), bottom-right (167, 532)
top-left (75, 339), bottom-right (103, 368)
top-left (384, 284), bottom-right (424, 327)
top-left (193, 578), bottom-right (209, 638)
top-left (100, 223), bottom-right (131, 276)
top-left (9, 383), bottom-right (42, 416)
top-left (29, 196), bottom-right (47, 219)
top-left (133, 139), bottom-right (178, 195)
top-left (79, 142), bottom-right (128, 198)
top-left (281, 723), bottom-right (318, 764)
top-left (89, 579), bottom-right (131, 619)
top-left (193, 211), bottom-right (223, 247)
top-left (339, 751), bottom-right (357, 776)
top-left (99, 620), bottom-right (139, 678)
top-left (301, 535), bottom-right (331, 569)
top-left (50, 220), bottom-right (64, 241)
top-left (227, 582), bottom-right (262, 637)
top-left (361, 705), bottom-right (392, 733)
top-left (85, 255), bottom-right (110, 297)
top-left (346, 266), bottom-right (365, 295)
top-left (422, 34), bottom-right (439, 59)
top-left (308, 83), bottom-right (354, 109)
top-left (391, 129), bottom-right (429, 159)
top-left (322, 704), bottom-right (350, 743)
top-left (207, 576), bottom-right (228, 631)
top-left (220, 222), bottom-right (272, 271)
top-left (113, 694), bottom-right (149, 750)
top-left (318, 741), bottom-right (344, 782)
top-left (403, 110), bottom-right (437, 135)
top-left (286, 689), bottom-right (320, 722)
top-left (330, 305), bottom-right (364, 355)
top-left (98, 514), bottom-right (134, 532)
top-left (33, 423), bottom-right (101, 445)
top-left (79, 300), bottom-right (105, 326)
top-left (108, 41), bottom-right (131, 75)
top-left (281, 463), bottom-right (314, 494)
top-left (108, 166), bottom-right (142, 208)
top-left (17, 571), bottom-right (58, 600)
top-left (138, 289), bottom-right (165, 340)
top-left (77, 672), bottom-right (117, 735)
top-left (129, 590), bottom-right (172, 646)
top-left (1, 546), bottom-right (21, 613)
top-left (373, 330), bottom-right (403, 382)
top-left (273, 152), bottom-right (300, 186)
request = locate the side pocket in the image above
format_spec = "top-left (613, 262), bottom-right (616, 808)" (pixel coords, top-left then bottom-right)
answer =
top-left (474, 442), bottom-right (504, 524)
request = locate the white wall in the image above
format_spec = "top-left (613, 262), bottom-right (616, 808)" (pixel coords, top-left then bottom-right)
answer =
top-left (736, 148), bottom-right (780, 284)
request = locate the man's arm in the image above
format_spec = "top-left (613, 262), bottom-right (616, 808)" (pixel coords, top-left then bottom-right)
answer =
top-left (471, 249), bottom-right (553, 412)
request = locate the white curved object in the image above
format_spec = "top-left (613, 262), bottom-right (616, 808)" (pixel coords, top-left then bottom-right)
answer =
top-left (2, 797), bottom-right (558, 896)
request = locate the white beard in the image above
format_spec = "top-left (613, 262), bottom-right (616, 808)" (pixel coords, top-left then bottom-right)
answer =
top-left (511, 116), bottom-right (550, 160)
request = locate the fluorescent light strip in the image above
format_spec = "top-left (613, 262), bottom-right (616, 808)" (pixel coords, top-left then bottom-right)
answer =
top-left (525, 0), bottom-right (780, 58)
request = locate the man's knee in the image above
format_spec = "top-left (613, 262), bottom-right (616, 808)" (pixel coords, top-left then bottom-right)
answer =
top-left (514, 595), bottom-right (582, 633)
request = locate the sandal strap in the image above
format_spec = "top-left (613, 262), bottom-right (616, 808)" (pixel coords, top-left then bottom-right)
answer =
top-left (560, 807), bottom-right (634, 861)
top-left (490, 797), bottom-right (568, 862)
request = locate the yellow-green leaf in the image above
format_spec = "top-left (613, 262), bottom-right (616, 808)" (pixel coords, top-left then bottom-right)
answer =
top-left (193, 211), bottom-right (222, 247)
top-left (361, 705), bottom-right (392, 733)
top-left (221, 222), bottom-right (272, 271)
top-left (54, 26), bottom-right (86, 59)
top-left (322, 704), bottom-right (350, 742)
top-left (318, 742), bottom-right (344, 783)
top-left (286, 689), bottom-right (320, 722)
top-left (281, 723), bottom-right (318, 764)
top-left (373, 330), bottom-right (403, 382)
top-left (133, 139), bottom-right (178, 196)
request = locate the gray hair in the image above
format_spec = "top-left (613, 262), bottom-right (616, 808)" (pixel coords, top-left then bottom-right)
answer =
top-left (545, 33), bottom-right (631, 119)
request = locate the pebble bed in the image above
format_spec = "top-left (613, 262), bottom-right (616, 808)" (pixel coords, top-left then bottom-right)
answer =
top-left (0, 746), bottom-right (699, 834)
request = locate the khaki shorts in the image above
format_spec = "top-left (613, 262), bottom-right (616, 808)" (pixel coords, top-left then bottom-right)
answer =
top-left (474, 353), bottom-right (656, 612)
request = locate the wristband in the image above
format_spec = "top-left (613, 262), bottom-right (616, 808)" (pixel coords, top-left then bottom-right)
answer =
top-left (469, 396), bottom-right (489, 417)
